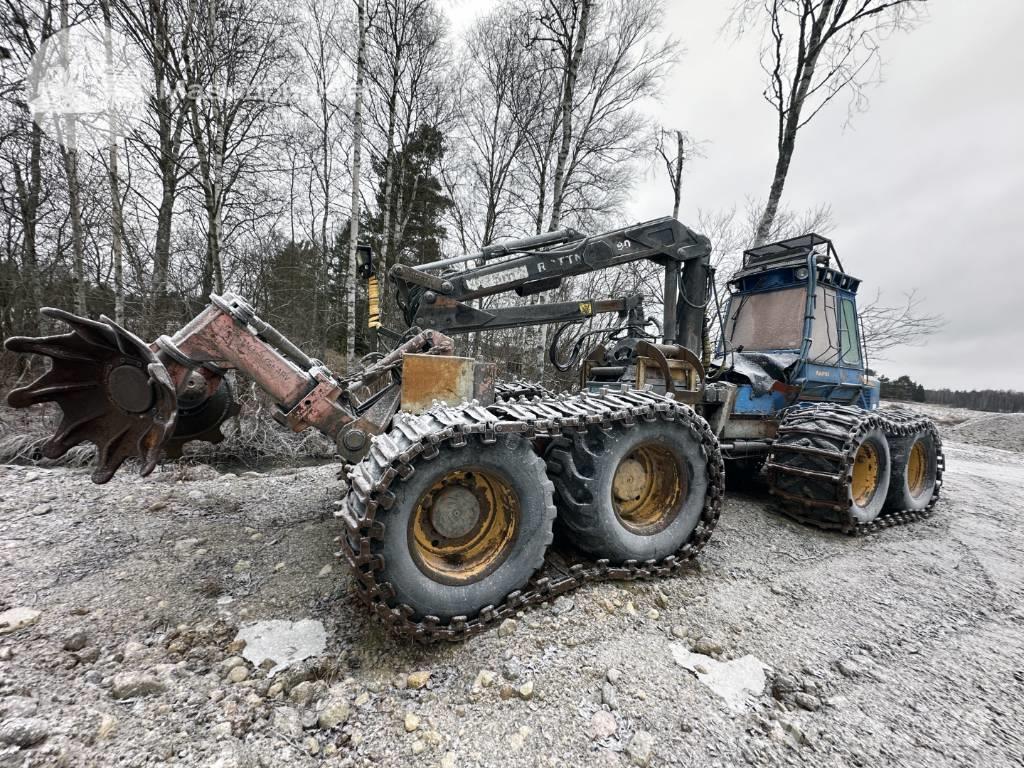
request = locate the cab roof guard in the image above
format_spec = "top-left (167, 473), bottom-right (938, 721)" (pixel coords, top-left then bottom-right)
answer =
top-left (739, 233), bottom-right (844, 275)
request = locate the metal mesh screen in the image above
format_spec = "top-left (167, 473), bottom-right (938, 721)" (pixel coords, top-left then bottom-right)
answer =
top-left (724, 287), bottom-right (805, 351)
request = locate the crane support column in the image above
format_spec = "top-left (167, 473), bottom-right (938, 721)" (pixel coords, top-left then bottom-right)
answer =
top-left (663, 261), bottom-right (679, 345)
top-left (676, 255), bottom-right (709, 357)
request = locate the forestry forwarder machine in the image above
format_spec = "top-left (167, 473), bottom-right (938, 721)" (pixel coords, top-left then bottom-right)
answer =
top-left (3, 217), bottom-right (943, 642)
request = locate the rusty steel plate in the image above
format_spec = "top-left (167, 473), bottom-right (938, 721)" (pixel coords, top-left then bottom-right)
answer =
top-left (401, 353), bottom-right (478, 414)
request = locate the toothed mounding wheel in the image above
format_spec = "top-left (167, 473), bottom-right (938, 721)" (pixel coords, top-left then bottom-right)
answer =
top-left (885, 425), bottom-right (942, 513)
top-left (374, 433), bottom-right (555, 622)
top-left (545, 420), bottom-right (710, 562)
top-left (164, 377), bottom-right (240, 458)
top-left (4, 308), bottom-right (177, 483)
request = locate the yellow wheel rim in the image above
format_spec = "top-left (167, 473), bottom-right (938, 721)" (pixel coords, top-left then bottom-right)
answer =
top-left (851, 441), bottom-right (880, 508)
top-left (907, 440), bottom-right (928, 497)
top-left (409, 469), bottom-right (518, 585)
top-left (612, 443), bottom-right (686, 534)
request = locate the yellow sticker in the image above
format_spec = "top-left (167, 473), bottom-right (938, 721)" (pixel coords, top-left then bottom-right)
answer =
top-left (367, 276), bottom-right (381, 328)
top-left (579, 302), bottom-right (593, 316)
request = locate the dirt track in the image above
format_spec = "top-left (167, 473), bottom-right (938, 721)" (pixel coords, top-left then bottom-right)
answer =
top-left (1, 403), bottom-right (1022, 767)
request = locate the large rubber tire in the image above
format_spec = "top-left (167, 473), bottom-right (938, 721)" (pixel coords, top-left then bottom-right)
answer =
top-left (885, 428), bottom-right (941, 513)
top-left (767, 406), bottom-right (893, 529)
top-left (546, 420), bottom-right (709, 562)
top-left (375, 433), bottom-right (555, 621)
top-left (848, 428), bottom-right (892, 524)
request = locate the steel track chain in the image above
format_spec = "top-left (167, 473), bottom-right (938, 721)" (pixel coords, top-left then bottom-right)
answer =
top-left (765, 403), bottom-right (944, 535)
top-left (335, 385), bottom-right (725, 643)
top-left (494, 378), bottom-right (554, 401)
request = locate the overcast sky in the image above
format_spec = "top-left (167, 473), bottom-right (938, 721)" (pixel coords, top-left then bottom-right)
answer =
top-left (445, 0), bottom-right (1024, 391)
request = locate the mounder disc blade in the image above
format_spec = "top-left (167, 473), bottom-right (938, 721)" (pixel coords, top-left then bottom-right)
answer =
top-left (163, 376), bottom-right (241, 460)
top-left (5, 309), bottom-right (177, 484)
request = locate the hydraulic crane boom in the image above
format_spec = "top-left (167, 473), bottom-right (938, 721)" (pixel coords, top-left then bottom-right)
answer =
top-left (386, 217), bottom-right (712, 356)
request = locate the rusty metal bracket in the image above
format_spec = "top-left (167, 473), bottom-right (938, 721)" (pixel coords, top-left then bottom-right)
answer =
top-left (634, 341), bottom-right (705, 404)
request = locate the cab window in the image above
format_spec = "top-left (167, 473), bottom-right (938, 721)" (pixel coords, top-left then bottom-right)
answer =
top-left (839, 297), bottom-right (862, 366)
top-left (722, 287), bottom-right (805, 351)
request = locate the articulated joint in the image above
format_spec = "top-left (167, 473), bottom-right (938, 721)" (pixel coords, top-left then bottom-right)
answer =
top-left (211, 292), bottom-right (257, 326)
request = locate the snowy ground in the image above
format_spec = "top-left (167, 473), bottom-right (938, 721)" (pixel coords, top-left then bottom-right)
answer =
top-left (1, 404), bottom-right (1022, 768)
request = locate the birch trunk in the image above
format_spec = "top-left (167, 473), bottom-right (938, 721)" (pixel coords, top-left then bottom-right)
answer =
top-left (374, 84), bottom-right (398, 343)
top-left (752, 0), bottom-right (833, 246)
top-left (102, 0), bottom-right (125, 324)
top-left (59, 0), bottom-right (86, 315)
top-left (190, 106), bottom-right (217, 296)
top-left (547, 0), bottom-right (591, 232)
top-left (61, 143), bottom-right (87, 315)
top-left (110, 140), bottom-right (125, 325)
top-left (11, 123), bottom-right (44, 333)
top-left (671, 130), bottom-right (683, 219)
top-left (146, 0), bottom-right (190, 330)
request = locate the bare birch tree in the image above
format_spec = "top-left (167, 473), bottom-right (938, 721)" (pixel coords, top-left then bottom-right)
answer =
top-left (0, 0), bottom-right (55, 332)
top-left (526, 0), bottom-right (677, 234)
top-left (731, 0), bottom-right (929, 246)
top-left (114, 0), bottom-right (198, 326)
top-left (456, 4), bottom-right (539, 248)
top-left (183, 0), bottom-right (292, 298)
top-left (345, 0), bottom-right (370, 364)
top-left (655, 128), bottom-right (698, 220)
top-left (364, 0), bottom-right (450, 334)
top-left (101, 0), bottom-right (125, 323)
top-left (540, 0), bottom-right (591, 231)
top-left (292, 0), bottom-right (349, 351)
top-left (56, 0), bottom-right (86, 315)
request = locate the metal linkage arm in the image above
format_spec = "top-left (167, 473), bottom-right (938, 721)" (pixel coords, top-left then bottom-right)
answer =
top-left (411, 295), bottom-right (642, 336)
top-left (155, 293), bottom-right (453, 442)
top-left (154, 297), bottom-right (355, 440)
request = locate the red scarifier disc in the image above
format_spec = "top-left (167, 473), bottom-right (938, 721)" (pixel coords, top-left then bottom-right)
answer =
top-left (5, 309), bottom-right (177, 484)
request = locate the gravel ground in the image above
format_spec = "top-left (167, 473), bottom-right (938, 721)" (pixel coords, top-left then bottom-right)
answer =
top-left (947, 413), bottom-right (1024, 453)
top-left (1, 405), bottom-right (1023, 768)
top-left (881, 401), bottom-right (1024, 453)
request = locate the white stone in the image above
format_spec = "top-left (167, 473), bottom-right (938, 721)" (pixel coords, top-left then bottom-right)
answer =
top-left (670, 644), bottom-right (769, 713)
top-left (0, 607), bottom-right (41, 635)
top-left (236, 619), bottom-right (327, 677)
top-left (589, 710), bottom-right (617, 740)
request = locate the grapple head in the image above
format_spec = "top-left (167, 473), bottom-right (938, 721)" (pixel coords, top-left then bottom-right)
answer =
top-left (5, 309), bottom-right (178, 483)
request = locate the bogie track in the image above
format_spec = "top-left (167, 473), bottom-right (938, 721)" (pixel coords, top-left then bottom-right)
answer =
top-left (546, 417), bottom-right (714, 562)
top-left (765, 403), bottom-right (944, 534)
top-left (337, 387), bottom-right (724, 642)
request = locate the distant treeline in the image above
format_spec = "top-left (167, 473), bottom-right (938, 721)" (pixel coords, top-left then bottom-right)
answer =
top-left (879, 375), bottom-right (1024, 413)
top-left (924, 389), bottom-right (1024, 413)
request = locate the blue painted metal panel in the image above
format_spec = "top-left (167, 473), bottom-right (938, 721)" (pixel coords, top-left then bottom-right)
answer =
top-left (798, 363), bottom-right (862, 385)
top-left (792, 363), bottom-right (874, 406)
top-left (731, 384), bottom-right (789, 415)
top-left (860, 380), bottom-right (881, 410)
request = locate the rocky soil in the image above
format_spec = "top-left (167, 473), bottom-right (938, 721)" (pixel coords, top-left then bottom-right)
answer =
top-left (1, 404), bottom-right (1022, 768)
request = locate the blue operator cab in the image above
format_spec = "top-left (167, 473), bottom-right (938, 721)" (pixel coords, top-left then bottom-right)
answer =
top-left (714, 233), bottom-right (880, 420)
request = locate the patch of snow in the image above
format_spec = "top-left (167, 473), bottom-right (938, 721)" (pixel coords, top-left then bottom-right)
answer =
top-left (236, 619), bottom-right (327, 677)
top-left (670, 644), bottom-right (770, 712)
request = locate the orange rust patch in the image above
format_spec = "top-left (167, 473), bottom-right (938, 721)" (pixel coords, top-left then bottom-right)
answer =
top-left (401, 354), bottom-right (477, 414)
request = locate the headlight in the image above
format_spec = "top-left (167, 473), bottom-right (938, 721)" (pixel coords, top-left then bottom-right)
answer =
top-left (795, 267), bottom-right (809, 280)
